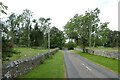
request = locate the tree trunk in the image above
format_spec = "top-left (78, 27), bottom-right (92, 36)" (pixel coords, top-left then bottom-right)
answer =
top-left (11, 31), bottom-right (14, 46)
top-left (93, 34), bottom-right (96, 48)
top-left (89, 25), bottom-right (92, 49)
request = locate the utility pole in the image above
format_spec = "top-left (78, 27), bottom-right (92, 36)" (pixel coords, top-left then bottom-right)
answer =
top-left (0, 29), bottom-right (2, 58)
top-left (48, 23), bottom-right (51, 57)
top-left (48, 27), bottom-right (50, 54)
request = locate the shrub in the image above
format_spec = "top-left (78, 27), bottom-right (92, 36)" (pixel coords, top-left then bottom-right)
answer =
top-left (2, 37), bottom-right (13, 61)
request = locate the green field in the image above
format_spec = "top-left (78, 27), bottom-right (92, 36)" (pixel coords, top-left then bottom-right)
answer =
top-left (73, 50), bottom-right (119, 74)
top-left (4, 47), bottom-right (48, 63)
top-left (19, 50), bottom-right (65, 78)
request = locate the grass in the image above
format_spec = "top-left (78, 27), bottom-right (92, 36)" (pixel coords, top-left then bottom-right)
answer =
top-left (73, 50), bottom-right (119, 74)
top-left (19, 50), bottom-right (65, 78)
top-left (4, 47), bottom-right (48, 63)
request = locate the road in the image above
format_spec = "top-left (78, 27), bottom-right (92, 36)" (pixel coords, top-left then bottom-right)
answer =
top-left (63, 50), bottom-right (118, 78)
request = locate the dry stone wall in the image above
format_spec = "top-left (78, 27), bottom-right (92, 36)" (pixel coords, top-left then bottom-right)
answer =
top-left (2, 48), bottom-right (59, 80)
top-left (75, 48), bottom-right (119, 60)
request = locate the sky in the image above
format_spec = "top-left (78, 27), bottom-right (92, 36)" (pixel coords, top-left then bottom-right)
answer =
top-left (1, 0), bottom-right (119, 31)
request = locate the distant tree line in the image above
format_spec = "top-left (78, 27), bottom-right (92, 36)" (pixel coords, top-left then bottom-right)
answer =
top-left (0, 2), bottom-right (65, 60)
top-left (64, 8), bottom-right (119, 51)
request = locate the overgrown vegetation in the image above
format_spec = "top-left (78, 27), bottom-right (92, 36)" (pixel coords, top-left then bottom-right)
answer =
top-left (73, 50), bottom-right (119, 74)
top-left (19, 50), bottom-right (65, 78)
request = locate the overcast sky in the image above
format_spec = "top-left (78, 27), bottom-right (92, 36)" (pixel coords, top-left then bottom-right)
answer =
top-left (1, 0), bottom-right (119, 31)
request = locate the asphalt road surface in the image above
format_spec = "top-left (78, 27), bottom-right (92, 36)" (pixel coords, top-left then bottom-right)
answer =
top-left (63, 50), bottom-right (118, 78)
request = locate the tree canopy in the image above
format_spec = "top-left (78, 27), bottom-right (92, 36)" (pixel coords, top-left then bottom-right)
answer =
top-left (64, 8), bottom-right (119, 51)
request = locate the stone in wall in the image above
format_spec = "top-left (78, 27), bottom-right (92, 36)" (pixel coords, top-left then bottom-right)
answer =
top-left (75, 48), bottom-right (119, 60)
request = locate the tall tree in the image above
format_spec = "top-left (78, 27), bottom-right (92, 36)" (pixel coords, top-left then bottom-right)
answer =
top-left (50, 27), bottom-right (65, 49)
top-left (30, 19), bottom-right (44, 47)
top-left (21, 9), bottom-right (33, 47)
top-left (64, 8), bottom-right (112, 52)
top-left (38, 17), bottom-right (51, 48)
top-left (0, 2), bottom-right (14, 60)
top-left (98, 22), bottom-right (110, 46)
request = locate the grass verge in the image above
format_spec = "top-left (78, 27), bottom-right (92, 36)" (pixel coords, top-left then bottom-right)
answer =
top-left (73, 50), bottom-right (119, 74)
top-left (19, 50), bottom-right (65, 78)
top-left (4, 47), bottom-right (48, 63)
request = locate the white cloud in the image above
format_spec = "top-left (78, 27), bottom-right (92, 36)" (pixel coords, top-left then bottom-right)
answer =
top-left (99, 0), bottom-right (119, 31)
top-left (1, 0), bottom-right (119, 31)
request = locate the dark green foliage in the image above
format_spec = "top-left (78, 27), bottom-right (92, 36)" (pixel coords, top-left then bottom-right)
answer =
top-left (50, 27), bottom-right (65, 49)
top-left (118, 31), bottom-right (120, 47)
top-left (66, 41), bottom-right (76, 50)
top-left (2, 37), bottom-right (13, 60)
top-left (104, 30), bottom-right (120, 47)
top-left (30, 29), bottom-right (44, 46)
